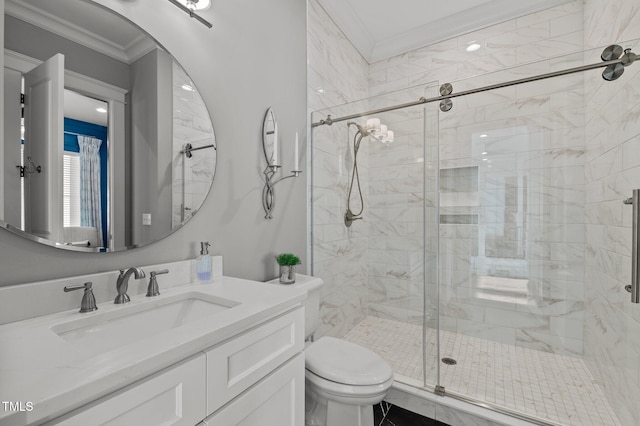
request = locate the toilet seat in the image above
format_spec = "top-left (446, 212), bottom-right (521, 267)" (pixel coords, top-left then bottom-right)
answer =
top-left (305, 368), bottom-right (394, 405)
top-left (305, 337), bottom-right (393, 386)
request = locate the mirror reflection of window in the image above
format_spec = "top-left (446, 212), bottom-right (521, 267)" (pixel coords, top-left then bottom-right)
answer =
top-left (62, 153), bottom-right (80, 227)
top-left (62, 90), bottom-right (108, 248)
top-left (3, 0), bottom-right (217, 252)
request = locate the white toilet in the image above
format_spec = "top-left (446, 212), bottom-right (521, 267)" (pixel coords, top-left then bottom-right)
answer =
top-left (269, 275), bottom-right (394, 426)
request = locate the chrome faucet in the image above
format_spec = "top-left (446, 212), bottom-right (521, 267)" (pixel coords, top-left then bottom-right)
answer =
top-left (146, 269), bottom-right (169, 297)
top-left (114, 267), bottom-right (146, 304)
top-left (64, 282), bottom-right (98, 313)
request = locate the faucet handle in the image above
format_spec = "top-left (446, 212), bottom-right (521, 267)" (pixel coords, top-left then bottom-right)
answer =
top-left (64, 282), bottom-right (98, 313)
top-left (146, 269), bottom-right (169, 297)
top-left (151, 269), bottom-right (169, 277)
top-left (64, 282), bottom-right (92, 292)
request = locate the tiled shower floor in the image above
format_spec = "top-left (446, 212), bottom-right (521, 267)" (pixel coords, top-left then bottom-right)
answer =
top-left (344, 316), bottom-right (621, 426)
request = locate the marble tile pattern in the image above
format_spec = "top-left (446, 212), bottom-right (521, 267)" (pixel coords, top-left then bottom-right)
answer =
top-left (435, 70), bottom-right (587, 356)
top-left (582, 0), bottom-right (640, 425)
top-left (368, 2), bottom-right (585, 97)
top-left (171, 62), bottom-right (216, 228)
top-left (310, 0), bottom-right (591, 353)
top-left (310, 0), bottom-right (640, 422)
top-left (363, 1), bottom-right (588, 356)
top-left (345, 316), bottom-right (622, 426)
top-left (308, 0), bottom-right (371, 337)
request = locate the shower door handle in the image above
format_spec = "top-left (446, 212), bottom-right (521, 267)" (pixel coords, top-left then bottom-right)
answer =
top-left (624, 189), bottom-right (640, 303)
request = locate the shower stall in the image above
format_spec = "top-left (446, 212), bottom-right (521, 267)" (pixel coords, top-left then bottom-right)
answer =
top-left (310, 40), bottom-right (640, 426)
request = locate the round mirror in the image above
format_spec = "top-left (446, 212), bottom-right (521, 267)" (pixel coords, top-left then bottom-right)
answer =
top-left (2, 0), bottom-right (217, 252)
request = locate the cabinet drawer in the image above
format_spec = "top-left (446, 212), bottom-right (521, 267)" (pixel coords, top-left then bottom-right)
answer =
top-left (206, 307), bottom-right (304, 415)
top-left (202, 353), bottom-right (304, 425)
top-left (47, 355), bottom-right (206, 426)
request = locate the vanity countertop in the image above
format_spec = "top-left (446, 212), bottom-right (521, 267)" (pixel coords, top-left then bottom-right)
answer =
top-left (0, 276), bottom-right (306, 426)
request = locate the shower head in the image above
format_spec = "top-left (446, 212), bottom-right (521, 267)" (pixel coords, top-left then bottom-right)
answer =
top-left (348, 122), bottom-right (369, 134)
top-left (347, 120), bottom-right (394, 143)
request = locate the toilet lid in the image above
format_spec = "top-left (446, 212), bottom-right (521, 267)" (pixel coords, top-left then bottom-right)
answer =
top-left (305, 336), bottom-right (393, 386)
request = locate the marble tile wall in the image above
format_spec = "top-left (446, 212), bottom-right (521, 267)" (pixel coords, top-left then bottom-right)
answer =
top-left (436, 70), bottom-right (587, 356)
top-left (363, 87), bottom-right (440, 327)
top-left (583, 0), bottom-right (640, 424)
top-left (309, 1), bottom-right (592, 352)
top-left (365, 1), bottom-right (587, 356)
top-left (308, 0), bottom-right (370, 337)
top-left (309, 0), bottom-right (640, 421)
top-left (171, 62), bottom-right (216, 228)
top-left (368, 2), bottom-right (585, 97)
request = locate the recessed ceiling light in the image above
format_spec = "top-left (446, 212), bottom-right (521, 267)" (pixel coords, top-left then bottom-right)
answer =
top-left (480, 134), bottom-right (488, 138)
top-left (96, 107), bottom-right (107, 113)
top-left (181, 84), bottom-right (195, 92)
top-left (466, 43), bottom-right (482, 52)
top-left (481, 151), bottom-right (488, 155)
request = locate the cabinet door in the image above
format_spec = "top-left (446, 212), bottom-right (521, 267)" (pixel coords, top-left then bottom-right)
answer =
top-left (202, 353), bottom-right (304, 426)
top-left (206, 307), bottom-right (304, 415)
top-left (47, 355), bottom-right (206, 426)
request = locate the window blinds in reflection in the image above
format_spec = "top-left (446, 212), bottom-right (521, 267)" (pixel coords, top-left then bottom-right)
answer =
top-left (63, 153), bottom-right (81, 227)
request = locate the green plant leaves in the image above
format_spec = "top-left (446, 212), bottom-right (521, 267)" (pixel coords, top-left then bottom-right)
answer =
top-left (276, 253), bottom-right (300, 266)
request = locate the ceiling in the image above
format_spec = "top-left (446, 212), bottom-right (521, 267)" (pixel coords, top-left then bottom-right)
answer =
top-left (64, 90), bottom-right (108, 126)
top-left (317, 0), bottom-right (574, 63)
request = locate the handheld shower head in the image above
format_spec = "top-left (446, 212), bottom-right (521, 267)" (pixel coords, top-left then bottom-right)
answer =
top-left (343, 119), bottom-right (395, 228)
top-left (347, 120), bottom-right (394, 143)
top-left (347, 121), bottom-right (369, 134)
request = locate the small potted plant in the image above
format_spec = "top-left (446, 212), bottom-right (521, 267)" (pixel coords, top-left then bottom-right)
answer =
top-left (276, 253), bottom-right (301, 284)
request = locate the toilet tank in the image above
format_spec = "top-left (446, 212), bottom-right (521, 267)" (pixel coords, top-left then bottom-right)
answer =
top-left (267, 274), bottom-right (324, 340)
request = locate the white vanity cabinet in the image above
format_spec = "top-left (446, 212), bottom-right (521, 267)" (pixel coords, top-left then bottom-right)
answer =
top-left (46, 307), bottom-right (305, 426)
top-left (48, 354), bottom-right (207, 426)
top-left (205, 307), bottom-right (304, 414)
top-left (199, 353), bottom-right (304, 426)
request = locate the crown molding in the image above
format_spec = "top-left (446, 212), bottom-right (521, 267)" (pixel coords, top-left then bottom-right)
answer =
top-left (5, 0), bottom-right (132, 63)
top-left (316, 0), bottom-right (374, 62)
top-left (319, 0), bottom-right (574, 63)
top-left (124, 34), bottom-right (160, 64)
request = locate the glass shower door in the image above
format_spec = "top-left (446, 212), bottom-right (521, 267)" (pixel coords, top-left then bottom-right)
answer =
top-left (434, 43), bottom-right (640, 425)
top-left (310, 83), bottom-right (442, 393)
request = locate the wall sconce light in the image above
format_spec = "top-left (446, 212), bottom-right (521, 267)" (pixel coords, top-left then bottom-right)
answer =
top-left (262, 107), bottom-right (302, 219)
top-left (167, 0), bottom-right (213, 28)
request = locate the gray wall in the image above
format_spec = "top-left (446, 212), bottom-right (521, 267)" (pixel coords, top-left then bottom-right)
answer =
top-left (129, 49), bottom-right (173, 246)
top-left (0, 0), bottom-right (307, 286)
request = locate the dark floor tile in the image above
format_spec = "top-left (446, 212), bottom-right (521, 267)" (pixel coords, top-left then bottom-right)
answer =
top-left (373, 401), bottom-right (450, 426)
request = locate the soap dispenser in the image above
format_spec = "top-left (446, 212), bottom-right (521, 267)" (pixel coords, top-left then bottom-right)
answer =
top-left (196, 241), bottom-right (212, 284)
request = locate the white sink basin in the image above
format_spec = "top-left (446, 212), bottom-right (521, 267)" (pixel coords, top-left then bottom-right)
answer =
top-left (51, 292), bottom-right (239, 350)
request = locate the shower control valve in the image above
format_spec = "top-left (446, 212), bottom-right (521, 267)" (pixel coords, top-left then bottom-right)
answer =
top-left (344, 210), bottom-right (363, 227)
